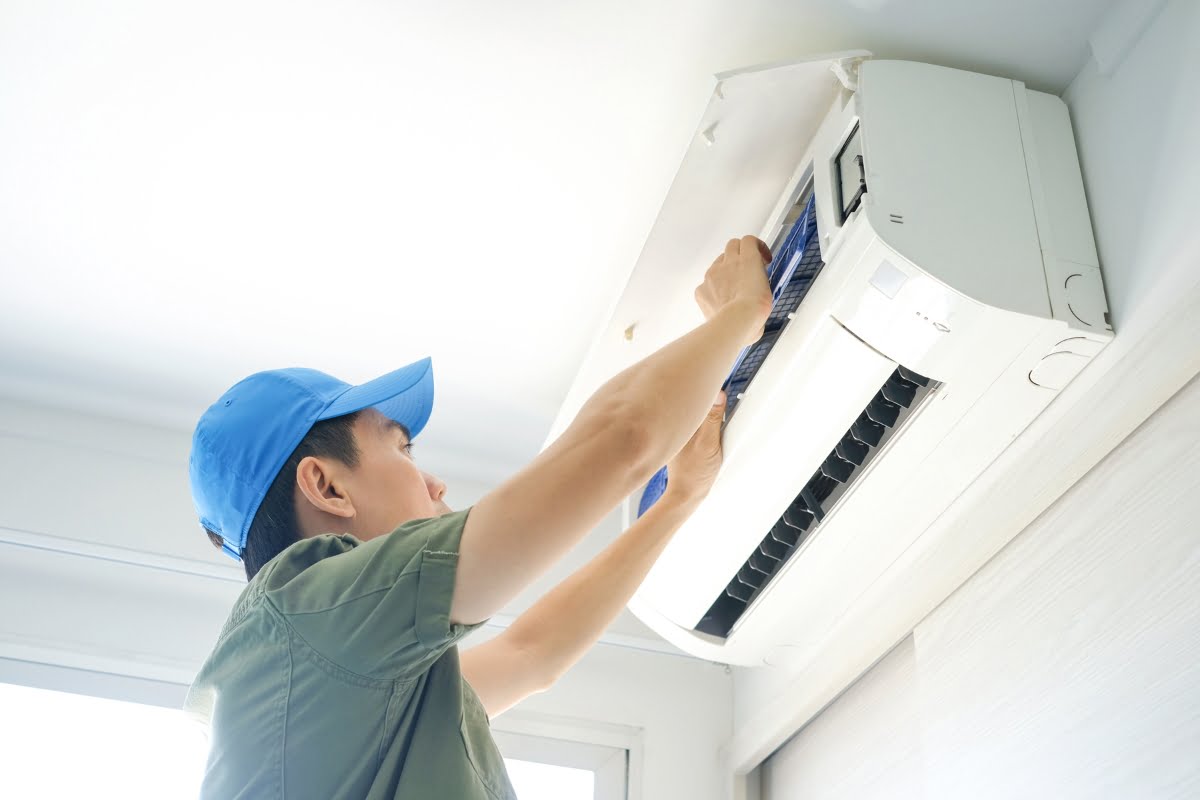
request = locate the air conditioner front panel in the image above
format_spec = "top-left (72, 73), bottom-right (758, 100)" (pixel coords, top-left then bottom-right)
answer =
top-left (858, 60), bottom-right (1049, 319)
top-left (637, 316), bottom-right (898, 630)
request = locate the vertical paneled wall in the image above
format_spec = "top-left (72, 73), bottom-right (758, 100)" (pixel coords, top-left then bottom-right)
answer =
top-left (762, 372), bottom-right (1200, 799)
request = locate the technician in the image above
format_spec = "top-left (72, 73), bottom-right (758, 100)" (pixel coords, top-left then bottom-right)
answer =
top-left (185, 235), bottom-right (773, 797)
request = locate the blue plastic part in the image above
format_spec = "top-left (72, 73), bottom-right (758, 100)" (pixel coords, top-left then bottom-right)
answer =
top-left (638, 198), bottom-right (823, 519)
top-left (638, 466), bottom-right (669, 517)
top-left (723, 197), bottom-right (825, 420)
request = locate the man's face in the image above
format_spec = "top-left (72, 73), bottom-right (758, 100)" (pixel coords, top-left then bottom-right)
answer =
top-left (340, 409), bottom-right (451, 540)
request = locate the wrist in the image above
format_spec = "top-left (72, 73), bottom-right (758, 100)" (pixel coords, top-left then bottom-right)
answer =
top-left (659, 485), bottom-right (708, 510)
top-left (718, 298), bottom-right (770, 342)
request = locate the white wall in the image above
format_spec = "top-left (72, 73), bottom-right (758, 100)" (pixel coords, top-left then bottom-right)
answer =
top-left (0, 394), bottom-right (494, 687)
top-left (478, 630), bottom-right (733, 800)
top-left (0, 397), bottom-right (240, 688)
top-left (0, 395), bottom-right (731, 798)
top-left (761, 369), bottom-right (1200, 800)
top-left (761, 636), bottom-right (923, 798)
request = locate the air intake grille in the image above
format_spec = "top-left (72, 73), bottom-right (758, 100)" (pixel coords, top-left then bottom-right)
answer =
top-left (635, 191), bottom-right (826, 520)
top-left (724, 193), bottom-right (824, 421)
top-left (694, 366), bottom-right (938, 639)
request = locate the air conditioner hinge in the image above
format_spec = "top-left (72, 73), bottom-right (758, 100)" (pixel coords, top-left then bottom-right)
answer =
top-left (830, 57), bottom-right (865, 92)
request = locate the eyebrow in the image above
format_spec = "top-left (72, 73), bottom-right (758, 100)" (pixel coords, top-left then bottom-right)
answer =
top-left (384, 419), bottom-right (412, 443)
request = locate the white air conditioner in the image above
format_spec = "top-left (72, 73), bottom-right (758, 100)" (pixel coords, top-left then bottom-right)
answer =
top-left (548, 55), bottom-right (1111, 666)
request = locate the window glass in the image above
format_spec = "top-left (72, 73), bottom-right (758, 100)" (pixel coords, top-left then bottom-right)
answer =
top-left (0, 681), bottom-right (612, 799)
top-left (0, 682), bottom-right (207, 799)
top-left (504, 758), bottom-right (595, 800)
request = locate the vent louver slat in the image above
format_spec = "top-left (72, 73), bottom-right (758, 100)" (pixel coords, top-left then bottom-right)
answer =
top-left (694, 365), bottom-right (938, 639)
top-left (898, 366), bottom-right (929, 387)
top-left (820, 453), bottom-right (854, 483)
top-left (881, 376), bottom-right (917, 407)
top-left (836, 436), bottom-right (869, 466)
top-left (759, 535), bottom-right (790, 559)
top-left (781, 504), bottom-right (814, 532)
top-left (748, 550), bottom-right (780, 576)
top-left (851, 416), bottom-right (885, 446)
top-left (740, 563), bottom-right (767, 585)
top-left (865, 397), bottom-right (901, 427)
top-left (706, 593), bottom-right (747, 622)
top-left (727, 581), bottom-right (755, 602)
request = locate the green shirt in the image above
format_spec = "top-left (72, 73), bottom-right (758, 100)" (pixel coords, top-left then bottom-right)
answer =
top-left (185, 509), bottom-right (518, 799)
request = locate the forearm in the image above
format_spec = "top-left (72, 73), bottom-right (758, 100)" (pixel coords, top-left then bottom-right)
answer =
top-left (576, 301), bottom-right (759, 477)
top-left (503, 492), bottom-right (699, 683)
top-left (453, 244), bottom-right (766, 627)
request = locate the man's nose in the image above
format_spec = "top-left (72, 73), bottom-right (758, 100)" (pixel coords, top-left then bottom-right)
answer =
top-left (423, 471), bottom-right (447, 501)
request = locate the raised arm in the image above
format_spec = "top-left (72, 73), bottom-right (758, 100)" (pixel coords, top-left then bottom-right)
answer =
top-left (462, 394), bottom-right (726, 718)
top-left (449, 235), bottom-right (772, 626)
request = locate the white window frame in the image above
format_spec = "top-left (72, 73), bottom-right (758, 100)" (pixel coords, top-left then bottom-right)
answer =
top-left (0, 656), bottom-right (190, 709)
top-left (492, 710), bottom-right (644, 800)
top-left (3, 659), bottom-right (646, 800)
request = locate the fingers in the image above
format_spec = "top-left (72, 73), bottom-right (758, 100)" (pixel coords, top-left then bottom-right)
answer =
top-left (738, 235), bottom-right (771, 265)
top-left (756, 238), bottom-right (773, 265)
top-left (725, 236), bottom-right (771, 264)
top-left (703, 391), bottom-right (727, 426)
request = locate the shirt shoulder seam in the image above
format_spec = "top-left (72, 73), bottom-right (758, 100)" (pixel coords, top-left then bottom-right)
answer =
top-left (268, 567), bottom-right (421, 618)
top-left (263, 598), bottom-right (417, 687)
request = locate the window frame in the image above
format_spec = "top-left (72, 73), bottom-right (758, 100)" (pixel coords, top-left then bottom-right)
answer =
top-left (492, 710), bottom-right (644, 800)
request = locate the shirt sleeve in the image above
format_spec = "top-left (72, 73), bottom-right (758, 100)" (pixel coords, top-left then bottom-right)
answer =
top-left (265, 508), bottom-right (487, 680)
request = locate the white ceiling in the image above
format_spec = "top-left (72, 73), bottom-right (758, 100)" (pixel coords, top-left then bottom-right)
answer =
top-left (0, 0), bottom-right (1116, 484)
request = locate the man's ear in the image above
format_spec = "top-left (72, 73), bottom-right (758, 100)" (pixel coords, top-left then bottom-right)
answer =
top-left (295, 455), bottom-right (356, 519)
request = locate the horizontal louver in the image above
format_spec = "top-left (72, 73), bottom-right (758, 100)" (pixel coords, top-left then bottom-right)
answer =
top-left (694, 366), bottom-right (938, 639)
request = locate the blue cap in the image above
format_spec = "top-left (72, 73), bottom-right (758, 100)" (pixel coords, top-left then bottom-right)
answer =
top-left (189, 357), bottom-right (434, 561)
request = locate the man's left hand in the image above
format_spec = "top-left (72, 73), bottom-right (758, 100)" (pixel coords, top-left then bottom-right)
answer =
top-left (663, 391), bottom-right (726, 505)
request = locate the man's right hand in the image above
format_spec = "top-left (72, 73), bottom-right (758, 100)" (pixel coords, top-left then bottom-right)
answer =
top-left (453, 236), bottom-right (775, 629)
top-left (694, 235), bottom-right (774, 346)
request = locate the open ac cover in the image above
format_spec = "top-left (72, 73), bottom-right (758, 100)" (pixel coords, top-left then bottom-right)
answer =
top-left (548, 55), bottom-right (1112, 667)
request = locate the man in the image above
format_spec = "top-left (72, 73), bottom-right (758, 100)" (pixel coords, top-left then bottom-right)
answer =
top-left (185, 235), bottom-right (773, 797)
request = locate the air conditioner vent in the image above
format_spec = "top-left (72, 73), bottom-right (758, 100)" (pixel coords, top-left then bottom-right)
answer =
top-left (694, 365), bottom-right (938, 639)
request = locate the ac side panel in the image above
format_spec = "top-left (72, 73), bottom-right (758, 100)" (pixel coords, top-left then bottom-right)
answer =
top-left (1018, 88), bottom-right (1113, 337)
top-left (857, 61), bottom-right (1049, 319)
top-left (1022, 90), bottom-right (1101, 271)
top-left (633, 318), bottom-right (897, 630)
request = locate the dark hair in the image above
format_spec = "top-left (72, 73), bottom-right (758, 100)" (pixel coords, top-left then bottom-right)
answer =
top-left (204, 411), bottom-right (363, 581)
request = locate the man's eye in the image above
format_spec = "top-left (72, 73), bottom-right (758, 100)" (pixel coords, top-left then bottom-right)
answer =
top-left (402, 442), bottom-right (415, 456)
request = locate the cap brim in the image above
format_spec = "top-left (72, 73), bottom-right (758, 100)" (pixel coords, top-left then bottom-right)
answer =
top-left (319, 357), bottom-right (435, 437)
